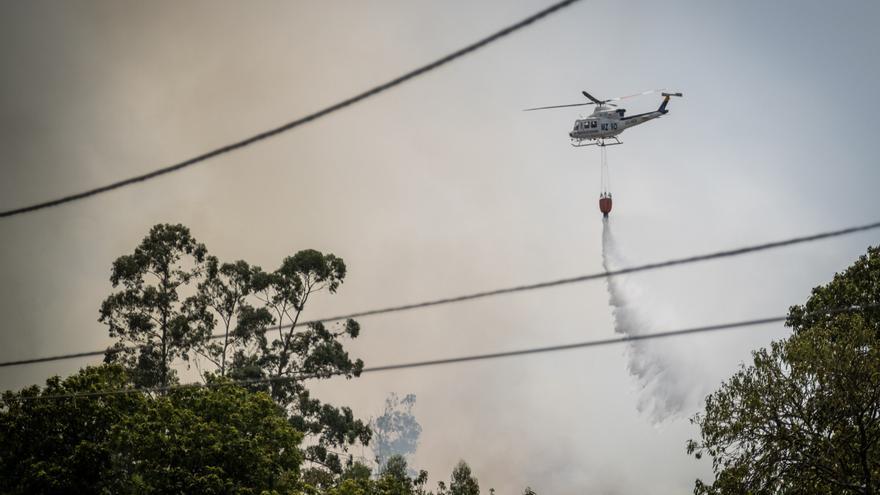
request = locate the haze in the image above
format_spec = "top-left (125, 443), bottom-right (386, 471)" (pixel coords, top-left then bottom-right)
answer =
top-left (2, 1), bottom-right (879, 492)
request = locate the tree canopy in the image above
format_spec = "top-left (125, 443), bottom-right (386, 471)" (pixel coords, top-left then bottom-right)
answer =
top-left (449, 460), bottom-right (480, 495)
top-left (688, 245), bottom-right (880, 494)
top-left (0, 365), bottom-right (302, 494)
top-left (99, 224), bottom-right (369, 473)
top-left (100, 223), bottom-right (208, 388)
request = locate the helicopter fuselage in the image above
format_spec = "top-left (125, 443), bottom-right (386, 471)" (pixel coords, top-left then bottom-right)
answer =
top-left (524, 89), bottom-right (681, 147)
top-left (569, 104), bottom-right (667, 146)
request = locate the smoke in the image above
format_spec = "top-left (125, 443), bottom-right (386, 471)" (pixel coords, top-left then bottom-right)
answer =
top-left (601, 219), bottom-right (702, 421)
top-left (371, 392), bottom-right (422, 470)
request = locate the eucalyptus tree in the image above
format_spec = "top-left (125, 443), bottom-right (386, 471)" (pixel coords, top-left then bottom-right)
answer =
top-left (100, 225), bottom-right (371, 474)
top-left (99, 223), bottom-right (208, 388)
top-left (190, 256), bottom-right (271, 377)
top-left (231, 249), bottom-right (370, 473)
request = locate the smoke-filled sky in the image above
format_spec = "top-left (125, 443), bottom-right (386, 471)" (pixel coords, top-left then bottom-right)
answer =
top-left (2, 0), bottom-right (880, 492)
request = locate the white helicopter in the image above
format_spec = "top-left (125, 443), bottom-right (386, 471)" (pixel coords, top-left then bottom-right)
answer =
top-left (525, 89), bottom-right (682, 147)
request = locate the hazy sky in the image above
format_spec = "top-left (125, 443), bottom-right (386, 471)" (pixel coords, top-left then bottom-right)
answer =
top-left (2, 1), bottom-right (880, 492)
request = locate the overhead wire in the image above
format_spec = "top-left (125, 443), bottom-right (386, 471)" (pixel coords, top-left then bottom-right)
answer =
top-left (0, 0), bottom-right (582, 218)
top-left (11, 303), bottom-right (879, 401)
top-left (0, 316), bottom-right (799, 400)
top-left (1, 218), bottom-right (878, 369)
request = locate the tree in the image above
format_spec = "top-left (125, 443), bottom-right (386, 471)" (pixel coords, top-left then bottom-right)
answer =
top-left (191, 256), bottom-right (270, 377)
top-left (0, 365), bottom-right (145, 494)
top-left (99, 223), bottom-right (208, 387)
top-left (381, 454), bottom-right (411, 482)
top-left (100, 225), bottom-right (371, 474)
top-left (235, 249), bottom-right (370, 472)
top-left (112, 377), bottom-right (303, 494)
top-left (327, 455), bottom-right (428, 495)
top-left (450, 461), bottom-right (480, 495)
top-left (0, 365), bottom-right (302, 494)
top-left (378, 456), bottom-right (429, 495)
top-left (688, 245), bottom-right (880, 494)
top-left (786, 245), bottom-right (880, 336)
top-left (341, 461), bottom-right (373, 482)
top-left (372, 393), bottom-right (422, 469)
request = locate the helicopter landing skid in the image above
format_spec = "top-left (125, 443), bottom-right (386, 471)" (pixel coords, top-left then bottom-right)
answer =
top-left (571, 137), bottom-right (622, 148)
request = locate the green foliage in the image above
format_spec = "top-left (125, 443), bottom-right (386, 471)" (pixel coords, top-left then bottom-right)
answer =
top-left (113, 379), bottom-right (303, 494)
top-left (99, 223), bottom-right (208, 387)
top-left (381, 455), bottom-right (411, 482)
top-left (192, 256), bottom-right (271, 376)
top-left (101, 225), bottom-right (370, 474)
top-left (787, 245), bottom-right (880, 334)
top-left (0, 365), bottom-right (145, 494)
top-left (228, 249), bottom-right (369, 472)
top-left (689, 245), bottom-right (880, 494)
top-left (342, 462), bottom-right (374, 482)
top-left (318, 460), bottom-right (499, 495)
top-left (324, 456), bottom-right (429, 495)
top-left (449, 461), bottom-right (480, 495)
top-left (0, 365), bottom-right (302, 494)
top-left (302, 466), bottom-right (341, 492)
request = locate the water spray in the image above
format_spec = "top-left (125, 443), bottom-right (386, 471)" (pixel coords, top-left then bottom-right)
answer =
top-left (601, 220), bottom-right (698, 421)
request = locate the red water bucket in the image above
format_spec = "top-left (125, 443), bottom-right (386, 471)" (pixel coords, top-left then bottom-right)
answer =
top-left (599, 195), bottom-right (612, 217)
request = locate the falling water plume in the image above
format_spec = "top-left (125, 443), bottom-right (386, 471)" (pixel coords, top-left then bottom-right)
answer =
top-left (601, 219), bottom-right (701, 421)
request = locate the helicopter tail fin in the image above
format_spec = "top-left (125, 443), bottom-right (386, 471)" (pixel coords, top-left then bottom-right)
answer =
top-left (658, 96), bottom-right (670, 113)
top-left (658, 92), bottom-right (682, 113)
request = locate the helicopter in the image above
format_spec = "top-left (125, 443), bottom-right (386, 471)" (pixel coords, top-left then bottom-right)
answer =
top-left (524, 89), bottom-right (682, 147)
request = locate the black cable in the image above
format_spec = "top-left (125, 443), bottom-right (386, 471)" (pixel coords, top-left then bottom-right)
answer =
top-left (12, 313), bottom-right (790, 401)
top-left (18, 302), bottom-right (880, 401)
top-left (1, 219), bottom-right (877, 369)
top-left (269, 219), bottom-right (879, 330)
top-left (360, 315), bottom-right (788, 373)
top-left (10, 303), bottom-right (879, 401)
top-left (0, 0), bottom-right (581, 218)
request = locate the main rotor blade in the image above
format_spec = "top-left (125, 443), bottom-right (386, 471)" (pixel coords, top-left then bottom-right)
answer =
top-left (581, 91), bottom-right (603, 105)
top-left (606, 88), bottom-right (667, 102)
top-left (523, 102), bottom-right (594, 111)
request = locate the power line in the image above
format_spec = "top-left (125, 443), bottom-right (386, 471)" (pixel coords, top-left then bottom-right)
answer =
top-left (267, 219), bottom-right (880, 330)
top-left (1, 219), bottom-right (878, 369)
top-left (0, 0), bottom-right (581, 219)
top-left (15, 302), bottom-right (879, 401)
top-left (360, 315), bottom-right (789, 373)
top-left (11, 313), bottom-right (793, 401)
